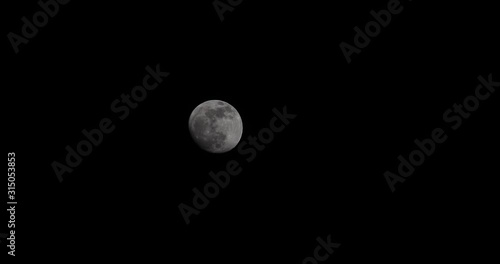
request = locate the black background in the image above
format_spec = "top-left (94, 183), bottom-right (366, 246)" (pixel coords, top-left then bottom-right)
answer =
top-left (3, 0), bottom-right (499, 261)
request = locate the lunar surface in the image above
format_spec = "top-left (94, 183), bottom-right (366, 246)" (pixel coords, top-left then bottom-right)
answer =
top-left (188, 100), bottom-right (243, 153)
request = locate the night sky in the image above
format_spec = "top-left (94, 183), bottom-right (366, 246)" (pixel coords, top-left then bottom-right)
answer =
top-left (3, 0), bottom-right (499, 261)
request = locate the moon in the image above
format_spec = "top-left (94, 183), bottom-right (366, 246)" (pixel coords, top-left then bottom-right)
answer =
top-left (188, 100), bottom-right (243, 153)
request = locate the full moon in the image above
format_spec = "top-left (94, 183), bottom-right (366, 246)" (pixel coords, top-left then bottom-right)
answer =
top-left (188, 100), bottom-right (243, 153)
